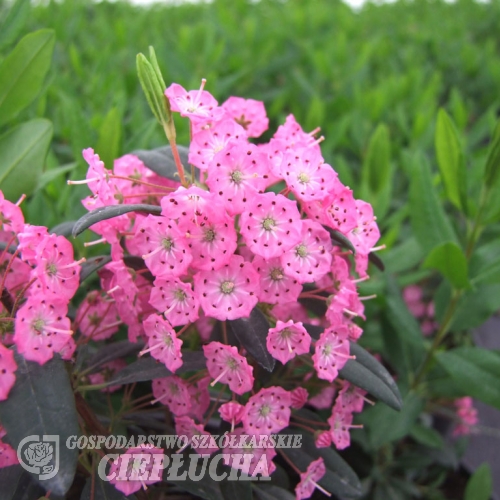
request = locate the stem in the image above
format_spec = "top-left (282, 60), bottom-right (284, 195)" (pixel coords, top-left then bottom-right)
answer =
top-left (162, 122), bottom-right (187, 187)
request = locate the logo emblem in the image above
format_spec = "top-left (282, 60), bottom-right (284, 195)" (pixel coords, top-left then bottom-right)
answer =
top-left (17, 435), bottom-right (59, 480)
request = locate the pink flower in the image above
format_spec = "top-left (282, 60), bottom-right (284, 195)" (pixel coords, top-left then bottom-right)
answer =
top-left (108, 445), bottom-right (164, 495)
top-left (312, 326), bottom-right (351, 382)
top-left (14, 297), bottom-right (73, 365)
top-left (0, 343), bottom-right (17, 401)
top-left (290, 387), bottom-right (309, 409)
top-left (0, 438), bottom-right (19, 468)
top-left (203, 341), bottom-right (254, 395)
top-left (242, 386), bottom-right (291, 435)
top-left (187, 376), bottom-right (211, 422)
top-left (266, 320), bottom-right (311, 365)
top-left (194, 255), bottom-right (259, 321)
top-left (221, 96), bottom-right (269, 138)
top-left (281, 220), bottom-right (333, 284)
top-left (328, 407), bottom-right (358, 450)
top-left (252, 256), bottom-right (302, 304)
top-left (140, 314), bottom-right (183, 373)
top-left (0, 192), bottom-right (24, 234)
top-left (151, 376), bottom-right (191, 416)
top-left (17, 224), bottom-right (49, 265)
top-left (347, 200), bottom-right (380, 255)
top-left (295, 457), bottom-right (329, 500)
top-left (82, 148), bottom-right (116, 204)
top-left (206, 143), bottom-right (270, 215)
top-left (240, 192), bottom-right (302, 260)
top-left (219, 401), bottom-right (245, 430)
top-left (175, 415), bottom-right (218, 455)
top-left (88, 359), bottom-right (127, 393)
top-left (308, 386), bottom-right (336, 410)
top-left (314, 431), bottom-right (332, 449)
top-left (336, 382), bottom-right (367, 413)
top-left (161, 186), bottom-right (216, 226)
top-left (453, 397), bottom-right (478, 436)
top-left (149, 278), bottom-right (199, 326)
top-left (165, 80), bottom-right (219, 120)
top-left (76, 291), bottom-right (121, 341)
top-left (135, 215), bottom-right (192, 279)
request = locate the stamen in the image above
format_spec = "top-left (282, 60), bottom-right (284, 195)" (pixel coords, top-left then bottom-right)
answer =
top-left (67, 177), bottom-right (100, 185)
top-left (211, 366), bottom-right (230, 386)
top-left (195, 78), bottom-right (207, 104)
top-left (311, 480), bottom-right (331, 497)
top-left (84, 238), bottom-right (107, 247)
top-left (370, 244), bottom-right (386, 252)
top-left (106, 285), bottom-right (121, 295)
top-left (359, 294), bottom-right (377, 301)
top-left (15, 194), bottom-right (26, 206)
top-left (139, 342), bottom-right (164, 356)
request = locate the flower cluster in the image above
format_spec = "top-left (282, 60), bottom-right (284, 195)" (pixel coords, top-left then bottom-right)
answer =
top-left (0, 79), bottom-right (384, 498)
top-left (403, 284), bottom-right (438, 336)
top-left (453, 397), bottom-right (478, 436)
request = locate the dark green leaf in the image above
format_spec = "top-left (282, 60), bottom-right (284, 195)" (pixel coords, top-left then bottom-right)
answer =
top-left (228, 307), bottom-right (275, 372)
top-left (423, 242), bottom-right (470, 290)
top-left (339, 342), bottom-right (402, 411)
top-left (408, 152), bottom-right (458, 254)
top-left (49, 221), bottom-right (77, 237)
top-left (0, 353), bottom-right (79, 496)
top-left (220, 475), bottom-right (253, 500)
top-left (436, 347), bottom-right (500, 409)
top-left (72, 204), bottom-right (161, 237)
top-left (358, 391), bottom-right (423, 449)
top-left (483, 119), bottom-right (500, 187)
top-left (368, 252), bottom-right (385, 272)
top-left (0, 30), bottom-right (55, 127)
top-left (81, 476), bottom-right (137, 500)
top-left (409, 424), bottom-right (445, 449)
top-left (79, 255), bottom-right (112, 283)
top-left (133, 145), bottom-right (189, 181)
top-left (464, 463), bottom-right (492, 500)
top-left (83, 341), bottom-right (142, 375)
top-left (0, 466), bottom-right (45, 500)
top-left (0, 119), bottom-right (52, 201)
top-left (254, 485), bottom-right (295, 500)
top-left (106, 351), bottom-right (206, 386)
top-left (323, 226), bottom-right (356, 254)
top-left (435, 109), bottom-right (466, 210)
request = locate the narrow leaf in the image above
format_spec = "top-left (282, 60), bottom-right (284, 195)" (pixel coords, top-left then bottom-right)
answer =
top-left (36, 163), bottom-right (77, 191)
top-left (436, 347), bottom-right (500, 410)
top-left (133, 145), bottom-right (189, 181)
top-left (362, 123), bottom-right (391, 194)
top-left (0, 29), bottom-right (55, 127)
top-left (0, 466), bottom-right (44, 499)
top-left (464, 463), bottom-right (492, 500)
top-left (81, 476), bottom-right (136, 500)
top-left (254, 485), bottom-right (295, 500)
top-left (83, 341), bottom-right (142, 375)
top-left (435, 109), bottom-right (466, 210)
top-left (228, 307), bottom-right (275, 372)
top-left (483, 119), bottom-right (500, 187)
top-left (79, 255), bottom-right (112, 283)
top-left (0, 119), bottom-right (52, 201)
top-left (423, 241), bottom-right (469, 289)
top-left (72, 204), bottom-right (161, 237)
top-left (0, 0), bottom-right (31, 49)
top-left (368, 251), bottom-right (385, 271)
top-left (339, 342), bottom-right (403, 411)
top-left (96, 107), bottom-right (122, 171)
top-left (0, 353), bottom-right (79, 496)
top-left (323, 226), bottom-right (356, 254)
top-left (49, 220), bottom-right (77, 237)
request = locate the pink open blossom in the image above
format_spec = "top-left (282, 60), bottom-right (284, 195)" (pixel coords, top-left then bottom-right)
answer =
top-left (328, 407), bottom-right (359, 450)
top-left (165, 80), bottom-right (219, 120)
top-left (0, 192), bottom-right (24, 234)
top-left (151, 376), bottom-right (191, 416)
top-left (453, 397), bottom-right (478, 436)
top-left (312, 326), bottom-right (351, 382)
top-left (221, 96), bottom-right (269, 138)
top-left (175, 415), bottom-right (218, 455)
top-left (266, 320), bottom-right (311, 365)
top-left (295, 457), bottom-right (329, 500)
top-left (76, 290), bottom-right (121, 341)
top-left (187, 376), bottom-right (211, 422)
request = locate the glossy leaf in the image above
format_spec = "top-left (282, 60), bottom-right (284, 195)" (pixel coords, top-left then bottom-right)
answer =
top-left (323, 226), bottom-right (356, 254)
top-left (72, 203), bottom-right (161, 237)
top-left (435, 109), bottom-right (466, 210)
top-left (464, 463), bottom-right (492, 500)
top-left (220, 475), bottom-right (253, 500)
top-left (339, 342), bottom-right (403, 411)
top-left (0, 353), bottom-right (79, 496)
top-left (408, 151), bottom-right (458, 254)
top-left (133, 144), bottom-right (189, 181)
top-left (0, 119), bottom-right (52, 201)
top-left (409, 424), bottom-right (445, 449)
top-left (106, 351), bottom-right (206, 386)
top-left (436, 347), bottom-right (500, 410)
top-left (368, 251), bottom-right (385, 272)
top-left (423, 241), bottom-right (470, 289)
top-left (49, 220), bottom-right (77, 237)
top-left (0, 29), bottom-right (55, 127)
top-left (228, 307), bottom-right (275, 372)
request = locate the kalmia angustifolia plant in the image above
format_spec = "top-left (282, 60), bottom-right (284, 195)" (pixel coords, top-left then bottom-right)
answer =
top-left (0, 48), bottom-right (403, 498)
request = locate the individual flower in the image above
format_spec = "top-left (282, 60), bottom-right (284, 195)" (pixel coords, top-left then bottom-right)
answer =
top-left (312, 326), bottom-right (351, 382)
top-left (295, 457), bottom-right (330, 500)
top-left (0, 191), bottom-right (24, 234)
top-left (240, 192), bottom-right (302, 259)
top-left (151, 376), bottom-right (191, 416)
top-left (290, 387), bottom-right (309, 409)
top-left (221, 96), bottom-right (269, 138)
top-left (308, 386), bottom-right (336, 410)
top-left (194, 255), bottom-right (259, 321)
top-left (453, 397), bottom-right (478, 436)
top-left (0, 343), bottom-right (17, 401)
top-left (328, 407), bottom-right (360, 450)
top-left (88, 359), bottom-right (127, 393)
top-left (174, 415), bottom-right (218, 455)
top-left (165, 80), bottom-right (219, 120)
top-left (266, 320), bottom-right (311, 365)
top-left (76, 290), bottom-right (121, 341)
top-left (203, 342), bottom-right (254, 395)
top-left (187, 376), bottom-right (211, 422)
top-left (219, 401), bottom-right (245, 431)
top-left (140, 314), bottom-right (183, 373)
top-left (336, 382), bottom-right (368, 413)
top-left (242, 386), bottom-right (291, 435)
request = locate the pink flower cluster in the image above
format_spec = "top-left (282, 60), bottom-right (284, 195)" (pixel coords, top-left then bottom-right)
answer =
top-left (453, 397), bottom-right (478, 436)
top-left (403, 284), bottom-right (438, 336)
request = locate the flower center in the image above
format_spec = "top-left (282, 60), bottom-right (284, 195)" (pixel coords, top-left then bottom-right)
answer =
top-left (32, 319), bottom-right (45, 334)
top-left (164, 335), bottom-right (173, 347)
top-left (204, 228), bottom-right (216, 242)
top-left (46, 262), bottom-right (58, 276)
top-left (262, 217), bottom-right (276, 231)
top-left (270, 267), bottom-right (284, 281)
top-left (259, 404), bottom-right (271, 417)
top-left (173, 289), bottom-right (187, 301)
top-left (280, 328), bottom-right (293, 340)
top-left (296, 244), bottom-right (308, 258)
top-left (230, 170), bottom-right (243, 184)
top-left (323, 344), bottom-right (332, 357)
top-left (227, 357), bottom-right (239, 370)
top-left (221, 281), bottom-right (235, 294)
top-left (162, 238), bottom-right (173, 251)
top-left (298, 172), bottom-right (310, 184)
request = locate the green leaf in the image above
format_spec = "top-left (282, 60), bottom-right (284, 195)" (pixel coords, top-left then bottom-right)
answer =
top-left (409, 424), bottom-right (445, 449)
top-left (105, 351), bottom-right (206, 386)
top-left (228, 307), bottom-right (275, 372)
top-left (220, 475), bottom-right (253, 500)
top-left (436, 347), bottom-right (500, 410)
top-left (362, 124), bottom-right (391, 194)
top-left (323, 226), bottom-right (356, 254)
top-left (339, 342), bottom-right (402, 411)
top-left (0, 119), bottom-right (52, 201)
top-left (49, 220), bottom-right (77, 237)
top-left (0, 29), bottom-right (55, 127)
top-left (79, 255), bottom-right (112, 283)
top-left (0, 466), bottom-right (45, 499)
top-left (359, 391), bottom-right (424, 449)
top-left (0, 0), bottom-right (31, 50)
top-left (82, 341), bottom-right (142, 375)
top-left (72, 204), bottom-right (161, 237)
top-left (133, 145), bottom-right (189, 181)
top-left (435, 109), bottom-right (467, 210)
top-left (423, 242), bottom-right (470, 289)
top-left (96, 107), bottom-right (122, 171)
top-left (0, 353), bottom-right (79, 496)
top-left (408, 151), bottom-right (458, 254)
top-left (81, 476), bottom-right (136, 500)
top-left (464, 463), bottom-right (492, 500)
top-left (483, 119), bottom-right (500, 187)
top-left (36, 163), bottom-right (77, 191)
